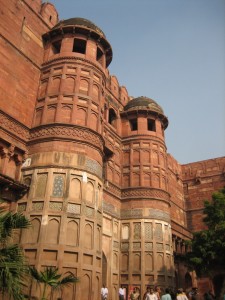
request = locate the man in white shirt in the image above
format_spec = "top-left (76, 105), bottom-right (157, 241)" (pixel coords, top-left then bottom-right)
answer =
top-left (101, 284), bottom-right (109, 300)
top-left (145, 287), bottom-right (158, 300)
top-left (119, 285), bottom-right (125, 300)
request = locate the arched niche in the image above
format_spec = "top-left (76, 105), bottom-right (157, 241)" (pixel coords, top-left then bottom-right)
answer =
top-left (84, 223), bottom-right (92, 249)
top-left (46, 105), bottom-right (56, 123)
top-left (49, 77), bottom-right (60, 94)
top-left (66, 220), bottom-right (78, 246)
top-left (121, 254), bottom-right (128, 271)
top-left (81, 274), bottom-right (90, 300)
top-left (35, 174), bottom-right (47, 198)
top-left (96, 227), bottom-right (101, 251)
top-left (102, 252), bottom-right (107, 285)
top-left (29, 218), bottom-right (41, 243)
top-left (157, 254), bottom-right (164, 270)
top-left (79, 79), bottom-right (89, 95)
top-left (46, 218), bottom-right (59, 244)
top-left (86, 181), bottom-right (94, 204)
top-left (122, 225), bottom-right (129, 240)
top-left (34, 108), bottom-right (43, 126)
top-left (70, 178), bottom-right (81, 201)
top-left (76, 107), bottom-right (86, 126)
top-left (93, 84), bottom-right (100, 101)
top-left (62, 76), bottom-right (75, 94)
top-left (145, 253), bottom-right (153, 271)
top-left (90, 113), bottom-right (98, 131)
top-left (133, 253), bottom-right (141, 270)
top-left (61, 105), bottom-right (72, 123)
top-left (113, 252), bottom-right (118, 269)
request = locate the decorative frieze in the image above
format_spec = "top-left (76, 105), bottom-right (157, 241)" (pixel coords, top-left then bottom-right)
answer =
top-left (103, 201), bottom-right (120, 218)
top-left (30, 125), bottom-right (104, 152)
top-left (149, 209), bottom-right (170, 222)
top-left (0, 110), bottom-right (29, 141)
top-left (121, 209), bottom-right (142, 219)
top-left (122, 188), bottom-right (170, 201)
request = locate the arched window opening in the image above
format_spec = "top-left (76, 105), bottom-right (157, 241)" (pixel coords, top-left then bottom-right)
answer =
top-left (73, 38), bottom-right (86, 54)
top-left (129, 119), bottom-right (138, 131)
top-left (52, 40), bottom-right (61, 54)
top-left (161, 124), bottom-right (165, 136)
top-left (148, 119), bottom-right (156, 131)
top-left (97, 47), bottom-right (104, 66)
top-left (108, 108), bottom-right (117, 128)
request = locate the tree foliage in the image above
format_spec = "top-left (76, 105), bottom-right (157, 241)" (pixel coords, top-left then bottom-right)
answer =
top-left (30, 266), bottom-right (78, 300)
top-left (0, 204), bottom-right (30, 300)
top-left (186, 188), bottom-right (225, 276)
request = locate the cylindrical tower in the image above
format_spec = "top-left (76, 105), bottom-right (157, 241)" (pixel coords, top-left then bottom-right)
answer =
top-left (120, 97), bottom-right (173, 294)
top-left (19, 18), bottom-right (112, 300)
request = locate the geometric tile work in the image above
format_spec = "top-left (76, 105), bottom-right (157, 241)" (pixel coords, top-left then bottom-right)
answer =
top-left (149, 209), bottom-right (170, 222)
top-left (155, 223), bottom-right (163, 241)
top-left (52, 175), bottom-right (64, 197)
top-left (145, 223), bottom-right (153, 240)
top-left (32, 202), bottom-right (44, 211)
top-left (133, 223), bottom-right (141, 239)
top-left (67, 203), bottom-right (81, 214)
top-left (49, 201), bottom-right (63, 211)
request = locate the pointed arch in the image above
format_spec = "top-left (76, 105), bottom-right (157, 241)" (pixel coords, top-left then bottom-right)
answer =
top-left (70, 178), bottom-right (81, 201)
top-left (81, 274), bottom-right (90, 300)
top-left (79, 79), bottom-right (89, 95)
top-left (66, 220), bottom-right (78, 246)
top-left (61, 105), bottom-right (72, 123)
top-left (86, 181), bottom-right (94, 204)
top-left (46, 218), bottom-right (59, 244)
top-left (28, 218), bottom-right (41, 243)
top-left (84, 223), bottom-right (92, 249)
top-left (93, 84), bottom-right (100, 101)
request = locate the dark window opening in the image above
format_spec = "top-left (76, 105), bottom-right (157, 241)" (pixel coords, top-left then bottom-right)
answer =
top-left (148, 119), bottom-right (156, 131)
top-left (52, 40), bottom-right (61, 54)
top-left (49, 15), bottom-right (52, 21)
top-left (97, 47), bottom-right (104, 65)
top-left (73, 39), bottom-right (86, 54)
top-left (108, 108), bottom-right (117, 128)
top-left (161, 124), bottom-right (164, 136)
top-left (129, 119), bottom-right (138, 131)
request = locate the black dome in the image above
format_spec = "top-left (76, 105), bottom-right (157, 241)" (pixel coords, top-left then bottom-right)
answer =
top-left (124, 96), bottom-right (164, 115)
top-left (53, 17), bottom-right (105, 37)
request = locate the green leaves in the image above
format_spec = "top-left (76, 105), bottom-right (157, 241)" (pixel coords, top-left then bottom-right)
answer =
top-left (185, 188), bottom-right (225, 276)
top-left (30, 266), bottom-right (78, 300)
top-left (0, 205), bottom-right (30, 300)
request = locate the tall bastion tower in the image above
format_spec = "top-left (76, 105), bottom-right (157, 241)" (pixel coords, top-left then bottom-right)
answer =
top-left (18, 16), bottom-right (178, 299)
top-left (5, 1), bottom-right (225, 299)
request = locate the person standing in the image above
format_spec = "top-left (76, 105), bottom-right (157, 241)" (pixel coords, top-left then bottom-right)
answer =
top-left (119, 285), bottom-right (125, 300)
top-left (130, 287), bottom-right (140, 300)
top-left (176, 288), bottom-right (188, 300)
top-left (155, 286), bottom-right (161, 300)
top-left (145, 287), bottom-right (158, 300)
top-left (161, 288), bottom-right (172, 300)
top-left (101, 284), bottom-right (109, 300)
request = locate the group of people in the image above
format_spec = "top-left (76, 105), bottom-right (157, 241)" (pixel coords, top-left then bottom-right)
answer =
top-left (101, 284), bottom-right (220, 300)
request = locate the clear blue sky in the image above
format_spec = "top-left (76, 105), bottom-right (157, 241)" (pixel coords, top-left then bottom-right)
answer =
top-left (50, 0), bottom-right (225, 164)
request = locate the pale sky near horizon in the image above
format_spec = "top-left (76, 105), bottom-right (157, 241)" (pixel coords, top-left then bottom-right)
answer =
top-left (50, 0), bottom-right (225, 164)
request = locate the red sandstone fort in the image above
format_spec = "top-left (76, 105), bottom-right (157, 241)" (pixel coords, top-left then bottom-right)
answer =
top-left (0, 1), bottom-right (224, 299)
